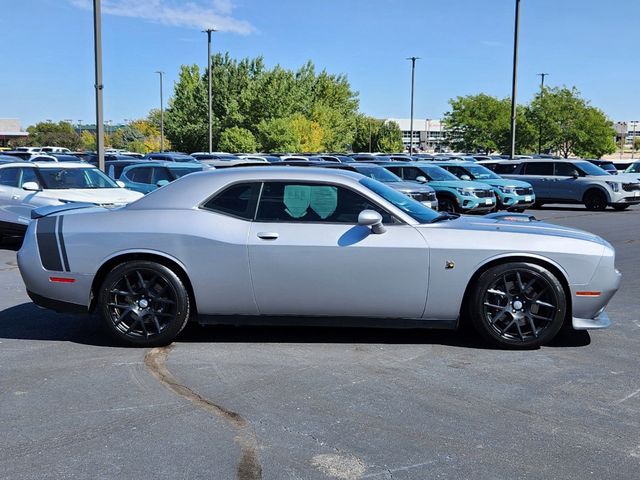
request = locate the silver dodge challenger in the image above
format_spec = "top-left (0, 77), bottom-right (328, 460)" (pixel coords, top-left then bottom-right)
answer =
top-left (17, 167), bottom-right (621, 349)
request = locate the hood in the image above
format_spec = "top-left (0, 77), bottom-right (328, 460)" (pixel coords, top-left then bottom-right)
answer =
top-left (428, 180), bottom-right (493, 190)
top-left (600, 173), bottom-right (640, 183)
top-left (476, 178), bottom-right (532, 188)
top-left (40, 188), bottom-right (144, 205)
top-left (385, 181), bottom-right (436, 194)
top-left (425, 215), bottom-right (608, 245)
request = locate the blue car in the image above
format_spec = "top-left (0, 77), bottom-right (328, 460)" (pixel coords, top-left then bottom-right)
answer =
top-left (432, 161), bottom-right (535, 212)
top-left (117, 161), bottom-right (205, 194)
top-left (382, 162), bottom-right (496, 214)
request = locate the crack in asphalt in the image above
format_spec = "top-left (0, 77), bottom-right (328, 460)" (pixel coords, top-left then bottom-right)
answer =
top-left (144, 345), bottom-right (262, 480)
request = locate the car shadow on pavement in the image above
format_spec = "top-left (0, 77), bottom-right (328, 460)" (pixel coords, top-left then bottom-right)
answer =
top-left (0, 237), bottom-right (23, 252)
top-left (0, 303), bottom-right (591, 350)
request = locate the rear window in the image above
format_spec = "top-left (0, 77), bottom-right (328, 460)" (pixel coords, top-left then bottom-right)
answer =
top-left (202, 183), bottom-right (260, 220)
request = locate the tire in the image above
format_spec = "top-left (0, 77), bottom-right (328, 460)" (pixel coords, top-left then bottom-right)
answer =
top-left (467, 262), bottom-right (567, 349)
top-left (612, 204), bottom-right (630, 211)
top-left (98, 260), bottom-right (191, 347)
top-left (533, 202), bottom-right (544, 209)
top-left (583, 190), bottom-right (608, 211)
top-left (439, 197), bottom-right (458, 213)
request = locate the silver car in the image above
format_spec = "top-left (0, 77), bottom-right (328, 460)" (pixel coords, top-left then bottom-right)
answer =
top-left (18, 167), bottom-right (621, 349)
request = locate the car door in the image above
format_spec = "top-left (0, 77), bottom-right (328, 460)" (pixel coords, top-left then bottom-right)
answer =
top-left (0, 167), bottom-right (22, 225)
top-left (247, 181), bottom-right (429, 318)
top-left (123, 166), bottom-right (155, 193)
top-left (520, 162), bottom-right (554, 199)
top-left (552, 162), bottom-right (582, 200)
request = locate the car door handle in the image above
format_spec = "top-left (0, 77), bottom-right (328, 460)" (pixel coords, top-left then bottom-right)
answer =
top-left (257, 232), bottom-right (279, 240)
top-left (12, 195), bottom-right (21, 200)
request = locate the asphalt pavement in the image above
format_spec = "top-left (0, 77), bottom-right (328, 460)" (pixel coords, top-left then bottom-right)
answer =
top-left (1, 205), bottom-right (639, 480)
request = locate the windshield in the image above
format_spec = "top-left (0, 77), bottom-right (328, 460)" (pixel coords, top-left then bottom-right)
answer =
top-left (39, 167), bottom-right (119, 189)
top-left (462, 165), bottom-right (501, 180)
top-left (576, 161), bottom-right (609, 176)
top-left (169, 166), bottom-right (203, 179)
top-left (625, 162), bottom-right (640, 173)
top-left (420, 165), bottom-right (459, 181)
top-left (354, 166), bottom-right (402, 182)
top-left (360, 177), bottom-right (439, 224)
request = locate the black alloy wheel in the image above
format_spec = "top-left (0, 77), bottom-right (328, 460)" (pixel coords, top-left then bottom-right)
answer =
top-left (439, 197), bottom-right (457, 213)
top-left (469, 262), bottom-right (566, 348)
top-left (583, 190), bottom-right (608, 211)
top-left (99, 261), bottom-right (190, 347)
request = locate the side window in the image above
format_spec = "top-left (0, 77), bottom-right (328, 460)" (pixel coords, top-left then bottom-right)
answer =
top-left (0, 167), bottom-right (20, 187)
top-left (523, 162), bottom-right (553, 175)
top-left (256, 182), bottom-right (392, 224)
top-left (445, 166), bottom-right (465, 177)
top-left (151, 167), bottom-right (172, 183)
top-left (494, 163), bottom-right (519, 174)
top-left (126, 167), bottom-right (152, 184)
top-left (202, 183), bottom-right (260, 220)
top-left (19, 168), bottom-right (38, 187)
top-left (400, 167), bottom-right (422, 181)
top-left (554, 162), bottom-right (579, 177)
top-left (385, 166), bottom-right (403, 178)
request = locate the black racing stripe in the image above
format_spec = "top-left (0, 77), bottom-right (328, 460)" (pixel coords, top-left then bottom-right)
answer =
top-left (57, 215), bottom-right (70, 272)
top-left (36, 217), bottom-right (63, 271)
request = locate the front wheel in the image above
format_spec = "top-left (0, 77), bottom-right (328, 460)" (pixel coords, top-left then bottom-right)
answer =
top-left (439, 197), bottom-right (458, 213)
top-left (467, 262), bottom-right (567, 349)
top-left (583, 190), bottom-right (608, 211)
top-left (98, 260), bottom-right (191, 347)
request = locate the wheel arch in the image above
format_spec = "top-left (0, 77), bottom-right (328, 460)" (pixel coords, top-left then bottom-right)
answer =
top-left (459, 254), bottom-right (573, 327)
top-left (89, 250), bottom-right (197, 315)
top-left (582, 185), bottom-right (610, 203)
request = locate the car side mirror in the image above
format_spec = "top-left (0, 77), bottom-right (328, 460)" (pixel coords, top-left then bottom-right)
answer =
top-left (156, 180), bottom-right (170, 187)
top-left (415, 175), bottom-right (428, 183)
top-left (571, 172), bottom-right (579, 179)
top-left (115, 180), bottom-right (125, 188)
top-left (357, 209), bottom-right (386, 234)
top-left (460, 174), bottom-right (472, 181)
top-left (22, 181), bottom-right (41, 192)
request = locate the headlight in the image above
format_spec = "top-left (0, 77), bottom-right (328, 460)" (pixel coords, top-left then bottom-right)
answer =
top-left (456, 187), bottom-right (474, 197)
top-left (605, 181), bottom-right (621, 192)
top-left (498, 186), bottom-right (517, 194)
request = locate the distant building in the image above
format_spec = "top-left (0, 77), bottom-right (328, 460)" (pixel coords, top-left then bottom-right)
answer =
top-left (0, 119), bottom-right (28, 147)
top-left (614, 121), bottom-right (640, 146)
top-left (385, 118), bottom-right (447, 152)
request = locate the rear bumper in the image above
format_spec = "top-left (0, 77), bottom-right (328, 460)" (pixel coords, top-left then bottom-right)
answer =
top-left (27, 290), bottom-right (87, 314)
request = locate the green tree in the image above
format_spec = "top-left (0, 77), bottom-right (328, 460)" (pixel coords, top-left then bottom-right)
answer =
top-left (378, 121), bottom-right (404, 152)
top-left (528, 87), bottom-right (615, 158)
top-left (80, 130), bottom-right (96, 151)
top-left (634, 137), bottom-right (640, 152)
top-left (22, 121), bottom-right (82, 150)
top-left (218, 126), bottom-right (258, 153)
top-left (443, 94), bottom-right (534, 154)
top-left (289, 115), bottom-right (324, 152)
top-left (351, 117), bottom-right (403, 153)
top-left (257, 117), bottom-right (300, 152)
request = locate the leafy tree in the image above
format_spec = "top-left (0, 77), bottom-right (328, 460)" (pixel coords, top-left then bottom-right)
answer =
top-left (81, 130), bottom-right (96, 151)
top-left (352, 116), bottom-right (403, 153)
top-left (218, 126), bottom-right (258, 153)
top-left (528, 87), bottom-right (615, 158)
top-left (377, 120), bottom-right (404, 152)
top-left (443, 94), bottom-right (534, 154)
top-left (634, 137), bottom-right (640, 152)
top-left (257, 117), bottom-right (300, 152)
top-left (289, 115), bottom-right (324, 152)
top-left (20, 121), bottom-right (82, 150)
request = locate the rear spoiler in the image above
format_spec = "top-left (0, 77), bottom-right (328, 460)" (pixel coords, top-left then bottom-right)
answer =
top-left (31, 202), bottom-right (97, 219)
top-left (484, 212), bottom-right (538, 223)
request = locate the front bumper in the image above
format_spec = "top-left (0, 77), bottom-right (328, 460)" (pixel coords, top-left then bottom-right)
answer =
top-left (497, 193), bottom-right (536, 210)
top-left (609, 190), bottom-right (640, 205)
top-left (458, 196), bottom-right (496, 213)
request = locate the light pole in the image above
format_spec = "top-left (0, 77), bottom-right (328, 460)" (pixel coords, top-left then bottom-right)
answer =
top-left (407, 56), bottom-right (420, 154)
top-left (508, 0), bottom-right (521, 160)
top-left (156, 71), bottom-right (165, 152)
top-left (93, 0), bottom-right (105, 170)
top-left (77, 120), bottom-right (83, 135)
top-left (203, 28), bottom-right (216, 153)
top-left (633, 121), bottom-right (638, 159)
top-left (537, 72), bottom-right (548, 154)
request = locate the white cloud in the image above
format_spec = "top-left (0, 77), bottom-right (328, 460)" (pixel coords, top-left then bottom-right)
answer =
top-left (69, 0), bottom-right (254, 34)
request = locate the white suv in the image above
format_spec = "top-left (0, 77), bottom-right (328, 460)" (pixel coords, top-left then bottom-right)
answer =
top-left (0, 162), bottom-right (143, 239)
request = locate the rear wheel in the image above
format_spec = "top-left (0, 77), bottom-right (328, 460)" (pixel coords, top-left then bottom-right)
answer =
top-left (583, 190), bottom-right (607, 211)
top-left (468, 262), bottom-right (566, 349)
top-left (98, 260), bottom-right (191, 347)
top-left (439, 197), bottom-right (458, 213)
top-left (612, 204), bottom-right (630, 211)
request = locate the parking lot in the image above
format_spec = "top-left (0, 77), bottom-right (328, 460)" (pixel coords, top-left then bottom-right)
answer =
top-left (1, 205), bottom-right (639, 480)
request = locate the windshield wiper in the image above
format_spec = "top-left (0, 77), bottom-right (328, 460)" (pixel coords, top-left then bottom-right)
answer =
top-left (430, 212), bottom-right (460, 223)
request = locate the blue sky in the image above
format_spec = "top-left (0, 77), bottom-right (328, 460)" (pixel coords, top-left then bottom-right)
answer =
top-left (2, 0), bottom-right (638, 128)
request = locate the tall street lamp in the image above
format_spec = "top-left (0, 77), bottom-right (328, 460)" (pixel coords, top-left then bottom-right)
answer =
top-left (156, 71), bottom-right (165, 152)
top-left (93, 0), bottom-right (105, 170)
top-left (202, 28), bottom-right (216, 153)
top-left (537, 72), bottom-right (548, 154)
top-left (508, 0), bottom-right (521, 160)
top-left (407, 56), bottom-right (420, 154)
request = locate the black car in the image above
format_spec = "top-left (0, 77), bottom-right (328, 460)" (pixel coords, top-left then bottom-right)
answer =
top-left (144, 152), bottom-right (197, 163)
top-left (191, 152), bottom-right (241, 161)
top-left (48, 153), bottom-right (84, 162)
top-left (586, 159), bottom-right (618, 175)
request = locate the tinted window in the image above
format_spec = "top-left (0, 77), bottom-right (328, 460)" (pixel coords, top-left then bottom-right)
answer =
top-left (38, 167), bottom-right (118, 189)
top-left (554, 162), bottom-right (580, 177)
top-left (256, 182), bottom-right (392, 223)
top-left (151, 167), bottom-right (172, 183)
top-left (523, 162), bottom-right (553, 175)
top-left (493, 163), bottom-right (520, 174)
top-left (360, 178), bottom-right (439, 224)
top-left (127, 167), bottom-right (152, 183)
top-left (0, 167), bottom-right (20, 187)
top-left (398, 167), bottom-right (422, 181)
top-left (19, 167), bottom-right (38, 186)
top-left (202, 183), bottom-right (260, 220)
top-left (574, 161), bottom-right (609, 176)
top-left (169, 167), bottom-right (203, 179)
